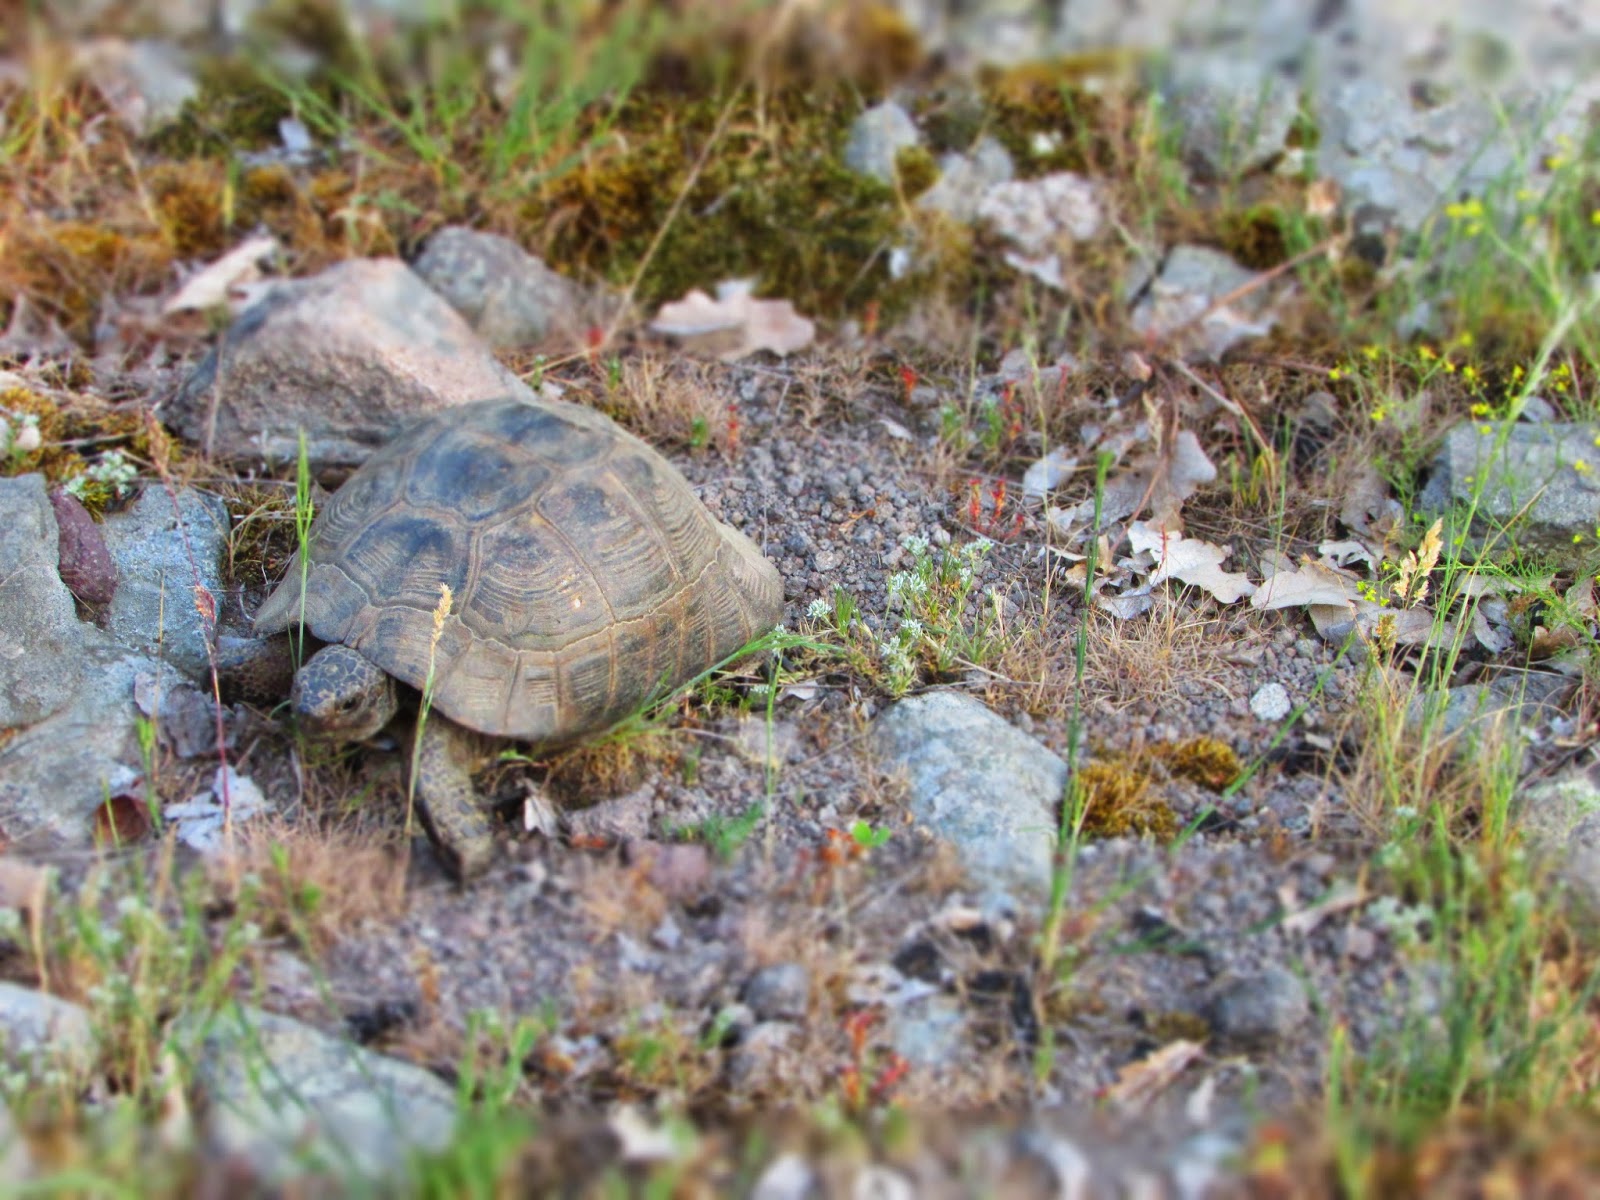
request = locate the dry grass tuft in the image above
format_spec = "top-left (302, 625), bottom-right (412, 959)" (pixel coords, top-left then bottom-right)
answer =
top-left (210, 817), bottom-right (407, 950)
top-left (1080, 595), bottom-right (1245, 713)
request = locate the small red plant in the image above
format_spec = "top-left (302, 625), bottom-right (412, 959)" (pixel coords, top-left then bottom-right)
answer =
top-left (898, 363), bottom-right (918, 405)
top-left (838, 1008), bottom-right (910, 1111)
top-left (966, 477), bottom-right (1027, 542)
top-left (725, 403), bottom-right (742, 454)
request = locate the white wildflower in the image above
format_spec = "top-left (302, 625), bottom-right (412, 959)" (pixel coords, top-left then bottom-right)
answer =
top-left (898, 617), bottom-right (924, 638)
top-left (901, 534), bottom-right (930, 558)
top-left (806, 598), bottom-right (832, 620)
top-left (964, 536), bottom-right (994, 559)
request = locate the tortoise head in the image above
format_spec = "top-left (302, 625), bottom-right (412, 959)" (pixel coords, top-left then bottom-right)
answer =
top-left (291, 645), bottom-right (399, 743)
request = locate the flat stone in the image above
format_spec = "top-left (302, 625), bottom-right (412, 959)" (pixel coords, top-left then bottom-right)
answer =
top-left (918, 137), bottom-right (1015, 223)
top-left (412, 227), bottom-right (583, 350)
top-left (0, 476), bottom-right (85, 728)
top-left (1418, 422), bottom-right (1600, 553)
top-left (181, 1004), bottom-right (457, 1188)
top-left (872, 691), bottom-right (1068, 899)
top-left (102, 485), bottom-right (230, 681)
top-left (843, 101), bottom-right (921, 184)
top-left (165, 258), bottom-right (532, 469)
top-left (1128, 244), bottom-right (1282, 362)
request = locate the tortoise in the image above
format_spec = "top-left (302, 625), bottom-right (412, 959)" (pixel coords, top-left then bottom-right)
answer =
top-left (250, 395), bottom-right (784, 880)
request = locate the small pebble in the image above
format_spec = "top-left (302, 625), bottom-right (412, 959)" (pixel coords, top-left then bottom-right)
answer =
top-left (1249, 682), bottom-right (1292, 722)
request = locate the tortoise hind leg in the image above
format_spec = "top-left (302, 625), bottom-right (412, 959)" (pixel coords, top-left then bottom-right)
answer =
top-left (409, 716), bottom-right (497, 882)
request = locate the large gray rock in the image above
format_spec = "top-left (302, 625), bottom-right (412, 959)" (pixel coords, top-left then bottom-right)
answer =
top-left (0, 982), bottom-right (95, 1080)
top-left (843, 102), bottom-right (921, 185)
top-left (0, 477), bottom-right (161, 850)
top-left (412, 227), bottom-right (583, 350)
top-left (1162, 59), bottom-right (1299, 178)
top-left (0, 638), bottom-right (159, 850)
top-left (102, 486), bottom-right (230, 681)
top-left (1419, 422), bottom-right (1600, 553)
top-left (182, 1004), bottom-right (458, 1188)
top-left (873, 691), bottom-right (1068, 899)
top-left (0, 476), bottom-right (85, 728)
top-left (165, 258), bottom-right (531, 469)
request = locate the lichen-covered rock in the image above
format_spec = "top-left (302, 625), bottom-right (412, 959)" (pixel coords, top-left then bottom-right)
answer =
top-left (165, 258), bottom-right (532, 469)
top-left (1418, 422), bottom-right (1600, 553)
top-left (872, 691), bottom-right (1068, 899)
top-left (101, 485), bottom-right (229, 681)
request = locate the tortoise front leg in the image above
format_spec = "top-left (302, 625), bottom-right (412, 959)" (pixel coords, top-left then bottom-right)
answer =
top-left (409, 716), bottom-right (497, 882)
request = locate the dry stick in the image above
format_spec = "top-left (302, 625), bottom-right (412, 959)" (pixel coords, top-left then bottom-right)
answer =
top-left (1168, 358), bottom-right (1274, 467)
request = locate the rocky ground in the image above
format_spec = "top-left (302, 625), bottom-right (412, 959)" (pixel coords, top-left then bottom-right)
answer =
top-left (2, 2), bottom-right (1600, 1196)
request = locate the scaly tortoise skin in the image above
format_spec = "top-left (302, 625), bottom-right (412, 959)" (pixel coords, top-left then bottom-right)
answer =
top-left (253, 395), bottom-right (784, 879)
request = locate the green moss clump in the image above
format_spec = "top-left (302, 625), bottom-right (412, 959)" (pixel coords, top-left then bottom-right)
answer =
top-left (1075, 761), bottom-right (1179, 840)
top-left (1215, 206), bottom-right (1290, 270)
top-left (148, 162), bottom-right (228, 258)
top-left (1, 221), bottom-right (172, 343)
top-left (893, 145), bottom-right (939, 201)
top-left (1159, 736), bottom-right (1242, 791)
top-left (540, 88), bottom-right (910, 319)
top-left (978, 59), bottom-right (1118, 177)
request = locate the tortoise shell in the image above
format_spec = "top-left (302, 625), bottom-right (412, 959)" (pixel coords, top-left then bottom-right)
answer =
top-left (254, 396), bottom-right (783, 742)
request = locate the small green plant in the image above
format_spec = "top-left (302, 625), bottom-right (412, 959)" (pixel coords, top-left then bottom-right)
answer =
top-left (848, 819), bottom-right (891, 850)
top-left (804, 534), bottom-right (1003, 695)
top-left (676, 802), bottom-right (763, 862)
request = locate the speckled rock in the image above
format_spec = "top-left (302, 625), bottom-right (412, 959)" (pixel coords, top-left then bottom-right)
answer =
top-left (166, 258), bottom-right (533, 469)
top-left (412, 226), bottom-right (583, 350)
top-left (872, 691), bottom-right (1069, 900)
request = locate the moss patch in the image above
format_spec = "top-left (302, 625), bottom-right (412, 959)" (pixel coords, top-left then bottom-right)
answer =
top-left (539, 87), bottom-right (908, 318)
